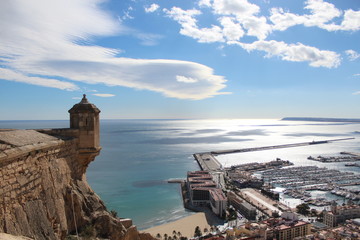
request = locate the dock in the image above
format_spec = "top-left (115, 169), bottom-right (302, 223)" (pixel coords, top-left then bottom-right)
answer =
top-left (167, 178), bottom-right (185, 183)
top-left (341, 152), bottom-right (360, 157)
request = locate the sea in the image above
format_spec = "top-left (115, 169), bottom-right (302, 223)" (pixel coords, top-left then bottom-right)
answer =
top-left (1, 119), bottom-right (360, 229)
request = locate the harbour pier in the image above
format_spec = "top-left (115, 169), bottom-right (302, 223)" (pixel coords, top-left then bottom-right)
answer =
top-left (193, 152), bottom-right (222, 171)
top-left (211, 138), bottom-right (354, 156)
top-left (193, 138), bottom-right (354, 171)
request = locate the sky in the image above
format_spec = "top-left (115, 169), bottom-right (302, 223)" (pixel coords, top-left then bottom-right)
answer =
top-left (0, 0), bottom-right (359, 120)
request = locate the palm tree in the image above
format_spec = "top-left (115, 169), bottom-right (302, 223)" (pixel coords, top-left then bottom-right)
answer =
top-left (194, 226), bottom-right (202, 237)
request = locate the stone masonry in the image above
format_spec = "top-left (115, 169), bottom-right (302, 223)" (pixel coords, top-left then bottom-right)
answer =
top-left (0, 95), bottom-right (153, 240)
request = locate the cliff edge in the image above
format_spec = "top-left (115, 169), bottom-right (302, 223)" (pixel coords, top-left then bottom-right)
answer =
top-left (0, 96), bottom-right (153, 240)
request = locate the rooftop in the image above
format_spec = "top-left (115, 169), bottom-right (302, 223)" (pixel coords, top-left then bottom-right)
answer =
top-left (209, 188), bottom-right (227, 201)
top-left (263, 218), bottom-right (310, 230)
top-left (68, 94), bottom-right (100, 114)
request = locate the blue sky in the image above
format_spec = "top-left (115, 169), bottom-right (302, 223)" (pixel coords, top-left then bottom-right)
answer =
top-left (0, 0), bottom-right (359, 120)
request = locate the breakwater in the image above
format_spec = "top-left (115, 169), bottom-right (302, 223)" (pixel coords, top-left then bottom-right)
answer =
top-left (210, 138), bottom-right (354, 156)
top-left (193, 138), bottom-right (354, 171)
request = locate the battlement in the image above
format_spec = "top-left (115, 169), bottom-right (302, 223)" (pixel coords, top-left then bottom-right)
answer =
top-left (0, 96), bottom-right (149, 240)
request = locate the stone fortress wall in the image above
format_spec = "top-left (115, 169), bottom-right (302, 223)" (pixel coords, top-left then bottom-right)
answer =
top-left (0, 96), bottom-right (152, 240)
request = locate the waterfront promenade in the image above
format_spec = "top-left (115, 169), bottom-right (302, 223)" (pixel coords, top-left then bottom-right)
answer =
top-left (240, 188), bottom-right (290, 216)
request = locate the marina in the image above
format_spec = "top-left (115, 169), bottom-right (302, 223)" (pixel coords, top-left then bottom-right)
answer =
top-left (261, 165), bottom-right (360, 205)
top-left (192, 138), bottom-right (360, 217)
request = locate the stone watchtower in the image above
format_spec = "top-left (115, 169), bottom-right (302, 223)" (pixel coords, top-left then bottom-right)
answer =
top-left (69, 94), bottom-right (101, 150)
top-left (69, 94), bottom-right (101, 177)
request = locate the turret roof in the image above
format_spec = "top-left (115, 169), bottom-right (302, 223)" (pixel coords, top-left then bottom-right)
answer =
top-left (68, 94), bottom-right (100, 114)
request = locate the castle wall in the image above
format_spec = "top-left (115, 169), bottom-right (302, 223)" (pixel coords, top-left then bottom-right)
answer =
top-left (0, 135), bottom-right (147, 240)
top-left (0, 96), bottom-right (153, 240)
top-left (0, 138), bottom-right (79, 239)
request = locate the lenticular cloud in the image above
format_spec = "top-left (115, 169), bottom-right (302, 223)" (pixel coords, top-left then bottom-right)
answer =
top-left (0, 0), bottom-right (228, 100)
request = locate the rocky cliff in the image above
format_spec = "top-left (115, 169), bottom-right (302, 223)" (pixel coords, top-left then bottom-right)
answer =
top-left (0, 129), bottom-right (153, 240)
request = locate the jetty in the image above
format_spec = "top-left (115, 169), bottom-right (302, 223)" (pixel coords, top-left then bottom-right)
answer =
top-left (211, 138), bottom-right (354, 156)
top-left (194, 138), bottom-right (354, 171)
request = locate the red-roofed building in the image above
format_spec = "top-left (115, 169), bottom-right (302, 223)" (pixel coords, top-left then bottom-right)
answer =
top-left (263, 218), bottom-right (311, 240)
top-left (209, 188), bottom-right (227, 218)
top-left (324, 201), bottom-right (360, 227)
top-left (187, 171), bottom-right (227, 217)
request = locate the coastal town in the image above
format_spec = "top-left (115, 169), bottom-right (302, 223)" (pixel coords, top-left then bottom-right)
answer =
top-left (149, 142), bottom-right (360, 240)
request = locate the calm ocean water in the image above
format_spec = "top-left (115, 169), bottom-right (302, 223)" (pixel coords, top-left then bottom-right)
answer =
top-left (1, 119), bottom-right (359, 229)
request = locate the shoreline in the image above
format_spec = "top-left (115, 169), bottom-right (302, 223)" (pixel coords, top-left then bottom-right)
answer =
top-left (142, 212), bottom-right (211, 239)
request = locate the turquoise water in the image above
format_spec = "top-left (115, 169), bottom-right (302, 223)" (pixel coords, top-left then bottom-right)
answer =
top-left (1, 119), bottom-right (359, 229)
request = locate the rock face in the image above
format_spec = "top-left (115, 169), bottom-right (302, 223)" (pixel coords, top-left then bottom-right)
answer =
top-left (0, 96), bottom-right (154, 240)
top-left (0, 233), bottom-right (33, 240)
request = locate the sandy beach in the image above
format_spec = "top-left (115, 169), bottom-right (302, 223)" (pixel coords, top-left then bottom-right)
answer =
top-left (143, 212), bottom-right (210, 239)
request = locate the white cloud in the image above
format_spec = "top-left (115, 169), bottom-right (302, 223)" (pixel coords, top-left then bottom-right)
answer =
top-left (176, 76), bottom-right (198, 83)
top-left (353, 91), bottom-right (360, 95)
top-left (0, 0), bottom-right (228, 100)
top-left (0, 68), bottom-right (79, 90)
top-left (354, 74), bottom-right (360, 77)
top-left (232, 40), bottom-right (341, 68)
top-left (219, 17), bottom-right (245, 41)
top-left (340, 9), bottom-right (360, 31)
top-left (198, 0), bottom-right (212, 8)
top-left (145, 4), bottom-right (159, 13)
top-left (345, 50), bottom-right (360, 61)
top-left (133, 32), bottom-right (163, 46)
top-left (270, 0), bottom-right (360, 32)
top-left (212, 0), bottom-right (260, 17)
top-left (304, 0), bottom-right (342, 27)
top-left (117, 24), bottom-right (163, 46)
top-left (163, 0), bottom-right (357, 68)
top-left (93, 93), bottom-right (115, 97)
top-left (122, 7), bottom-right (134, 20)
top-left (270, 8), bottom-right (305, 31)
top-left (238, 15), bottom-right (272, 40)
top-left (35, 58), bottom-right (227, 100)
top-left (164, 7), bottom-right (224, 43)
top-left (164, 7), bottom-right (201, 26)
top-left (207, 0), bottom-right (272, 40)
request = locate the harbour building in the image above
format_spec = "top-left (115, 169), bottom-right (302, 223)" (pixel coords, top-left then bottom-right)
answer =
top-left (228, 191), bottom-right (257, 220)
top-left (187, 171), bottom-right (227, 218)
top-left (323, 201), bottom-right (360, 227)
top-left (209, 188), bottom-right (227, 218)
top-left (263, 217), bottom-right (311, 240)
